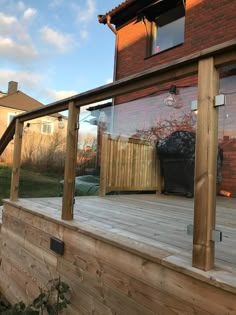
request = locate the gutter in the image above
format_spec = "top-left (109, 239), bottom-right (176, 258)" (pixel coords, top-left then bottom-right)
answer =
top-left (106, 15), bottom-right (117, 35)
top-left (98, 14), bottom-right (117, 35)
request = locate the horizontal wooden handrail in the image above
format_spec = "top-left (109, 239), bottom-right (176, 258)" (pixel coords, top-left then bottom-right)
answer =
top-left (0, 38), bottom-right (236, 156)
top-left (0, 117), bottom-right (16, 155)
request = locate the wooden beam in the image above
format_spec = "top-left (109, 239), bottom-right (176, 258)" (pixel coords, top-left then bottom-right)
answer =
top-left (10, 119), bottom-right (24, 201)
top-left (62, 102), bottom-right (80, 220)
top-left (0, 118), bottom-right (16, 156)
top-left (192, 57), bottom-right (219, 271)
top-left (214, 50), bottom-right (236, 68)
top-left (15, 39), bottom-right (236, 120)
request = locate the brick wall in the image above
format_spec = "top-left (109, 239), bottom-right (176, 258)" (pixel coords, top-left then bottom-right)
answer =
top-left (115, 0), bottom-right (236, 82)
top-left (220, 136), bottom-right (236, 197)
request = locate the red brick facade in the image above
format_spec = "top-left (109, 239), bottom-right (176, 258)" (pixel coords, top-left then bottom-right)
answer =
top-left (115, 0), bottom-right (236, 81)
top-left (221, 137), bottom-right (236, 197)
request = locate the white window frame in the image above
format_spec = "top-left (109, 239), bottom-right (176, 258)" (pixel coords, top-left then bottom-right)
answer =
top-left (7, 112), bottom-right (16, 126)
top-left (41, 120), bottom-right (54, 135)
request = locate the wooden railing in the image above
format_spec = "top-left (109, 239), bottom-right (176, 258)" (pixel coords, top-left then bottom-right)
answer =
top-left (0, 39), bottom-right (235, 270)
top-left (100, 134), bottom-right (162, 196)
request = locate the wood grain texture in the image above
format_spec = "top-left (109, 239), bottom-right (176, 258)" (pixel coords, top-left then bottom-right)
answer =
top-left (1, 196), bottom-right (236, 314)
top-left (100, 134), bottom-right (161, 196)
top-left (193, 57), bottom-right (219, 270)
top-left (62, 101), bottom-right (80, 220)
top-left (10, 119), bottom-right (24, 201)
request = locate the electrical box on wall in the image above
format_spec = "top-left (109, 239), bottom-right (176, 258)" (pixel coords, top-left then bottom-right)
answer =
top-left (215, 94), bottom-right (226, 107)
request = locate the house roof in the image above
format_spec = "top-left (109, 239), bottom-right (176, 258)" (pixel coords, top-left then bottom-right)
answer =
top-left (0, 90), bottom-right (44, 112)
top-left (98, 0), bottom-right (183, 28)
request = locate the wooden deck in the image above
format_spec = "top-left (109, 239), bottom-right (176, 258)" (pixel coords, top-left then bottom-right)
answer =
top-left (1, 194), bottom-right (236, 314)
top-left (6, 194), bottom-right (236, 270)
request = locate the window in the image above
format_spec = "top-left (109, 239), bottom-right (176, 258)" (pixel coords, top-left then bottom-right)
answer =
top-left (41, 120), bottom-right (53, 135)
top-left (151, 3), bottom-right (185, 55)
top-left (7, 112), bottom-right (16, 126)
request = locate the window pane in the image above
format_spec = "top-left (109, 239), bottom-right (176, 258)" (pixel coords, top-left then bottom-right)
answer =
top-left (41, 121), bottom-right (53, 134)
top-left (155, 17), bottom-right (185, 53)
top-left (216, 64), bottom-right (236, 266)
top-left (8, 113), bottom-right (16, 125)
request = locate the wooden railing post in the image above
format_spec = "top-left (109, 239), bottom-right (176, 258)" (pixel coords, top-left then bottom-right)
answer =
top-left (62, 101), bottom-right (80, 220)
top-left (192, 57), bottom-right (219, 270)
top-left (10, 119), bottom-right (24, 201)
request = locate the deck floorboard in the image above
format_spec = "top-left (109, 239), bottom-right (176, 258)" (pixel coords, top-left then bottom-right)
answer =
top-left (10, 194), bottom-right (235, 267)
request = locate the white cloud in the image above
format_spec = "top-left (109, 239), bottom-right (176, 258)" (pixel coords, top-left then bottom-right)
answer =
top-left (80, 29), bottom-right (89, 40)
top-left (0, 12), bottom-right (38, 64)
top-left (17, 1), bottom-right (25, 11)
top-left (0, 12), bottom-right (17, 30)
top-left (49, 0), bottom-right (65, 8)
top-left (70, 0), bottom-right (96, 43)
top-left (0, 36), bottom-right (38, 61)
top-left (105, 78), bottom-right (113, 84)
top-left (0, 69), bottom-right (44, 91)
top-left (23, 8), bottom-right (37, 21)
top-left (0, 12), bottom-right (31, 42)
top-left (45, 89), bottom-right (77, 102)
top-left (73, 0), bottom-right (96, 23)
top-left (0, 69), bottom-right (73, 104)
top-left (40, 26), bottom-right (74, 53)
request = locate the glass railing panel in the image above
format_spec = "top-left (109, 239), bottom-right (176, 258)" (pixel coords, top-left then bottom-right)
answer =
top-left (19, 112), bottom-right (67, 199)
top-left (216, 64), bottom-right (236, 267)
top-left (75, 81), bottom-right (198, 256)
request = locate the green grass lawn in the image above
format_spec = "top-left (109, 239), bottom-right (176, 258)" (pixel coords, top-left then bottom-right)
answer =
top-left (0, 165), bottom-right (63, 205)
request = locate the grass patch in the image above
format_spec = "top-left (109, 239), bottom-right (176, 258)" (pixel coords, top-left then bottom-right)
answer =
top-left (0, 164), bottom-right (63, 205)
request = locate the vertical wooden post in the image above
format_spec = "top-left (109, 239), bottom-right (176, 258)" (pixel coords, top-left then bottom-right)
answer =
top-left (10, 119), bottom-right (24, 201)
top-left (192, 57), bottom-right (219, 270)
top-left (62, 101), bottom-right (80, 220)
top-left (99, 134), bottom-right (108, 197)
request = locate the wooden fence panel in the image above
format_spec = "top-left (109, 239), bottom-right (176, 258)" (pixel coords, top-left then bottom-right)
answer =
top-left (100, 134), bottom-right (161, 196)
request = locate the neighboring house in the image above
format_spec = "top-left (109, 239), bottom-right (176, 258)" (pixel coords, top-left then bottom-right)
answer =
top-left (0, 81), bottom-right (67, 164)
top-left (98, 0), bottom-right (236, 196)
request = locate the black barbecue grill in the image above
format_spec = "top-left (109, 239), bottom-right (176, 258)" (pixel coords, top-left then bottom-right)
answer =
top-left (157, 130), bottom-right (222, 197)
top-left (157, 131), bottom-right (196, 197)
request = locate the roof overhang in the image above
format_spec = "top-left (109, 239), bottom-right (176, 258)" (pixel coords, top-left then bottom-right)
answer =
top-left (98, 0), bottom-right (183, 28)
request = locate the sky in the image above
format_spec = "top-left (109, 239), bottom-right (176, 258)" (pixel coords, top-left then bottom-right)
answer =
top-left (0, 0), bottom-right (121, 105)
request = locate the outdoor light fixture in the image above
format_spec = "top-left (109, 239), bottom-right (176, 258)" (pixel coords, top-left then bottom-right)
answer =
top-left (24, 122), bottom-right (30, 133)
top-left (58, 116), bottom-right (65, 129)
top-left (164, 85), bottom-right (177, 107)
top-left (98, 111), bottom-right (107, 124)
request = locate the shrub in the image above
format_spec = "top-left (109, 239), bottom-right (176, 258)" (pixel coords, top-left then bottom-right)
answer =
top-left (0, 278), bottom-right (70, 315)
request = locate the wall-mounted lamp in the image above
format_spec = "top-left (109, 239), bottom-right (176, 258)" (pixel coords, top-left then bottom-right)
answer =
top-left (98, 111), bottom-right (107, 124)
top-left (58, 116), bottom-right (65, 129)
top-left (24, 122), bottom-right (30, 133)
top-left (164, 85), bottom-right (177, 107)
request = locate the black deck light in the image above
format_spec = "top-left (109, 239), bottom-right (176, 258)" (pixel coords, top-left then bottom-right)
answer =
top-left (24, 122), bottom-right (31, 133)
top-left (50, 237), bottom-right (64, 255)
top-left (58, 116), bottom-right (65, 129)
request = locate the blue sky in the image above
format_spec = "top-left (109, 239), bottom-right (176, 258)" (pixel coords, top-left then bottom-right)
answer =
top-left (0, 0), bottom-right (121, 104)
